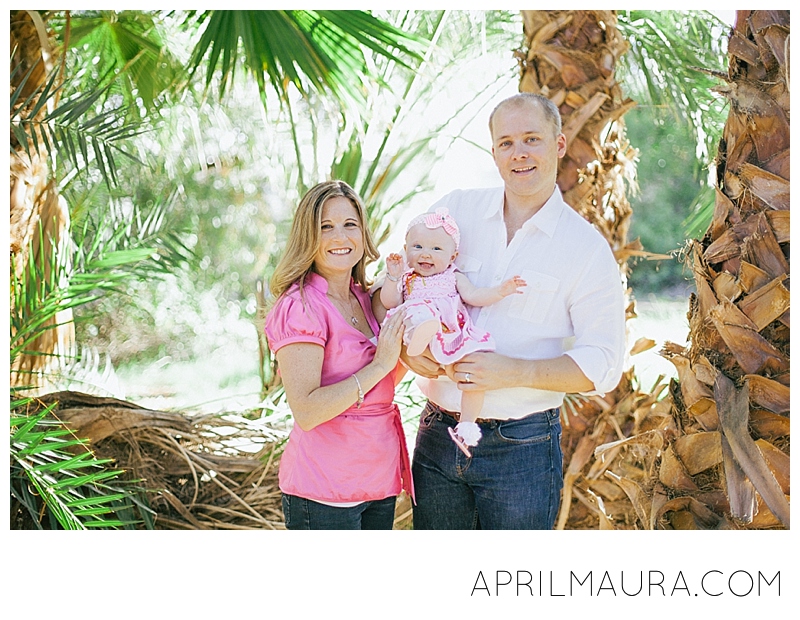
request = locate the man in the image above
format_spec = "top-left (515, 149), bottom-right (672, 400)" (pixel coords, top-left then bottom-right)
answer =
top-left (404, 93), bottom-right (626, 529)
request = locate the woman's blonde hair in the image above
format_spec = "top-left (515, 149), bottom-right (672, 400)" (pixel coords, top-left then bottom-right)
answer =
top-left (269, 180), bottom-right (379, 301)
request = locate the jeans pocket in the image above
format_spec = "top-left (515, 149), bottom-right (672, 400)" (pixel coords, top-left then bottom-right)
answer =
top-left (496, 416), bottom-right (551, 444)
top-left (419, 403), bottom-right (438, 429)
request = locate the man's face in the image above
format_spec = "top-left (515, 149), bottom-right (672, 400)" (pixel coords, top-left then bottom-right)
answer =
top-left (491, 101), bottom-right (566, 204)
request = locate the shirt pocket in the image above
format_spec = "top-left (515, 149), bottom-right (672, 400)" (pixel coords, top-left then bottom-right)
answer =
top-left (455, 253), bottom-right (481, 275)
top-left (508, 269), bottom-right (560, 324)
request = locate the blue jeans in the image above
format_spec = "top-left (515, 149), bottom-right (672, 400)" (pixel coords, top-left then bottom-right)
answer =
top-left (412, 401), bottom-right (563, 529)
top-left (281, 494), bottom-right (397, 530)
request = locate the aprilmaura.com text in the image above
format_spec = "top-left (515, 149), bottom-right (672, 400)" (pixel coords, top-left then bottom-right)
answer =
top-left (471, 570), bottom-right (780, 598)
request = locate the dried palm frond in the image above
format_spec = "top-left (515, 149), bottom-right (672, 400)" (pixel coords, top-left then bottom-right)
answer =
top-left (18, 391), bottom-right (292, 530)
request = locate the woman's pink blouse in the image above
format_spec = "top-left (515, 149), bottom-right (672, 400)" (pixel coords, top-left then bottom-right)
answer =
top-left (264, 272), bottom-right (413, 503)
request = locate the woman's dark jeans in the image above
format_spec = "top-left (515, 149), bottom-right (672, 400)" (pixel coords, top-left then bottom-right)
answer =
top-left (282, 493), bottom-right (397, 530)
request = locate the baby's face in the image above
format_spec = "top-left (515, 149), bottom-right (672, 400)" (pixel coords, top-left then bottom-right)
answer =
top-left (405, 224), bottom-right (457, 277)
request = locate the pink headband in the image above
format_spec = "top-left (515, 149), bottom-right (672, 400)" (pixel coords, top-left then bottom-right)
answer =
top-left (406, 207), bottom-right (460, 249)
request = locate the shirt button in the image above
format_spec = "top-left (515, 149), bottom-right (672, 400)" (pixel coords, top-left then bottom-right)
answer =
top-left (495, 276), bottom-right (501, 281)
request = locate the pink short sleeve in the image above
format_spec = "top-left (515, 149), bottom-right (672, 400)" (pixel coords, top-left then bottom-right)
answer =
top-left (264, 292), bottom-right (327, 352)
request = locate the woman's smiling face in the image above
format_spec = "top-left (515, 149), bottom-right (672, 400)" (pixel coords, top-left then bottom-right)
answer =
top-left (404, 223), bottom-right (457, 276)
top-left (314, 196), bottom-right (364, 278)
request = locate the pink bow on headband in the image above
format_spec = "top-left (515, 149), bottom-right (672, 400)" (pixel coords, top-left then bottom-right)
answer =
top-left (407, 207), bottom-right (461, 249)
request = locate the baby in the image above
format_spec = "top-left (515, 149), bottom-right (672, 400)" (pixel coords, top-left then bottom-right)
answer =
top-left (380, 207), bottom-right (525, 456)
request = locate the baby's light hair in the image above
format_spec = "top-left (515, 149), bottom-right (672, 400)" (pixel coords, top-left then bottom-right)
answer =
top-left (406, 207), bottom-right (460, 250)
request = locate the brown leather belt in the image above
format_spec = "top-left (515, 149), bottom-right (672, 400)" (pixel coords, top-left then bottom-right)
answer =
top-left (428, 401), bottom-right (493, 425)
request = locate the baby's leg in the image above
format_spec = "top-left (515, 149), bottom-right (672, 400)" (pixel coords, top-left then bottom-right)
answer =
top-left (405, 318), bottom-right (440, 357)
top-left (460, 390), bottom-right (485, 424)
top-left (448, 390), bottom-right (485, 455)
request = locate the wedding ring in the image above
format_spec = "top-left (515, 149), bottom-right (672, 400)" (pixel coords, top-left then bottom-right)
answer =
top-left (465, 373), bottom-right (471, 383)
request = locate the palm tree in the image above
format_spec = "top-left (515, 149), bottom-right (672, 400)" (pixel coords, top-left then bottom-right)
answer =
top-left (9, 9), bottom-right (425, 529)
top-left (516, 10), bottom-right (651, 530)
top-left (9, 10), bottom-right (424, 390)
top-left (10, 11), bottom-right (75, 388)
top-left (516, 10), bottom-right (789, 529)
top-left (660, 10), bottom-right (790, 529)
top-left (519, 10), bottom-right (637, 262)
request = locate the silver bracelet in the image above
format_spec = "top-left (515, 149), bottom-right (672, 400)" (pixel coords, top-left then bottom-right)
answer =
top-left (386, 274), bottom-right (400, 282)
top-left (352, 373), bottom-right (364, 408)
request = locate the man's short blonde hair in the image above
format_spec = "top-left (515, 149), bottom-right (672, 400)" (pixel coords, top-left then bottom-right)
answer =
top-left (489, 93), bottom-right (562, 139)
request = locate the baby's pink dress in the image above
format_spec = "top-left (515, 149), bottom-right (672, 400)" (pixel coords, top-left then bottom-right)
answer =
top-left (386, 265), bottom-right (494, 364)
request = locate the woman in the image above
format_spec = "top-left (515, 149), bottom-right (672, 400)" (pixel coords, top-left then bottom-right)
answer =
top-left (265, 180), bottom-right (412, 529)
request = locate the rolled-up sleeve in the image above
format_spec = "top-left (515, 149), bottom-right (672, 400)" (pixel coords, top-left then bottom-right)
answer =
top-left (564, 243), bottom-right (627, 396)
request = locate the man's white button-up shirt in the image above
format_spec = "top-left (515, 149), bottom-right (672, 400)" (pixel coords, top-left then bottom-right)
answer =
top-left (416, 186), bottom-right (627, 419)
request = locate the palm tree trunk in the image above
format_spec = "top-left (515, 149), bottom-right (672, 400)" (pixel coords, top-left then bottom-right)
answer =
top-left (10, 10), bottom-right (74, 391)
top-left (661, 10), bottom-right (790, 529)
top-left (519, 10), bottom-right (638, 261)
top-left (517, 10), bottom-right (642, 529)
top-left (518, 10), bottom-right (791, 530)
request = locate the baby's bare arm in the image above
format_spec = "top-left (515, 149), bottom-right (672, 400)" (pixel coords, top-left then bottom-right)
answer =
top-left (379, 253), bottom-right (405, 310)
top-left (455, 272), bottom-right (526, 307)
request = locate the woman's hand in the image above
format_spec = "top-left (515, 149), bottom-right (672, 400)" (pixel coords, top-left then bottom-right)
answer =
top-left (373, 309), bottom-right (405, 373)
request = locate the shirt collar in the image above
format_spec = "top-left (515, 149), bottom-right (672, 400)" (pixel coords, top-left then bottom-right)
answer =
top-left (482, 187), bottom-right (506, 220)
top-left (519, 186), bottom-right (564, 238)
top-left (305, 271), bottom-right (329, 293)
top-left (305, 271), bottom-right (360, 295)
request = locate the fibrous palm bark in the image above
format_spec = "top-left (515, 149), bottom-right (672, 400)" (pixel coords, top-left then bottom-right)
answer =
top-left (658, 10), bottom-right (789, 529)
top-left (517, 10), bottom-right (790, 530)
top-left (10, 10), bottom-right (74, 390)
top-left (518, 10), bottom-right (639, 263)
top-left (517, 10), bottom-right (646, 529)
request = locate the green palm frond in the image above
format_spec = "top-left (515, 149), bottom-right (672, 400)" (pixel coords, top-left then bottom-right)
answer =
top-left (10, 59), bottom-right (146, 188)
top-left (10, 399), bottom-right (153, 529)
top-left (184, 10), bottom-right (426, 110)
top-left (11, 243), bottom-right (146, 368)
top-left (333, 133), bottom-right (435, 248)
top-left (329, 11), bottom-right (516, 249)
top-left (618, 10), bottom-right (729, 166)
top-left (55, 10), bottom-right (181, 112)
top-left (618, 10), bottom-right (730, 234)
top-left (11, 194), bottom-right (191, 370)
top-left (72, 188), bottom-right (194, 275)
top-left (681, 182), bottom-right (717, 238)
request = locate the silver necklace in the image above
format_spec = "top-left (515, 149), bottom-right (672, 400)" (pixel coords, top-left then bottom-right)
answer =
top-left (329, 293), bottom-right (359, 326)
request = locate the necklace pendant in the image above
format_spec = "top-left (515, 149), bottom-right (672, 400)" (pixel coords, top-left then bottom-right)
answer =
top-left (351, 316), bottom-right (358, 326)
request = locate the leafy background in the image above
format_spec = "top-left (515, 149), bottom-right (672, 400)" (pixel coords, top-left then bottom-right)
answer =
top-left (10, 9), bottom-right (731, 490)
